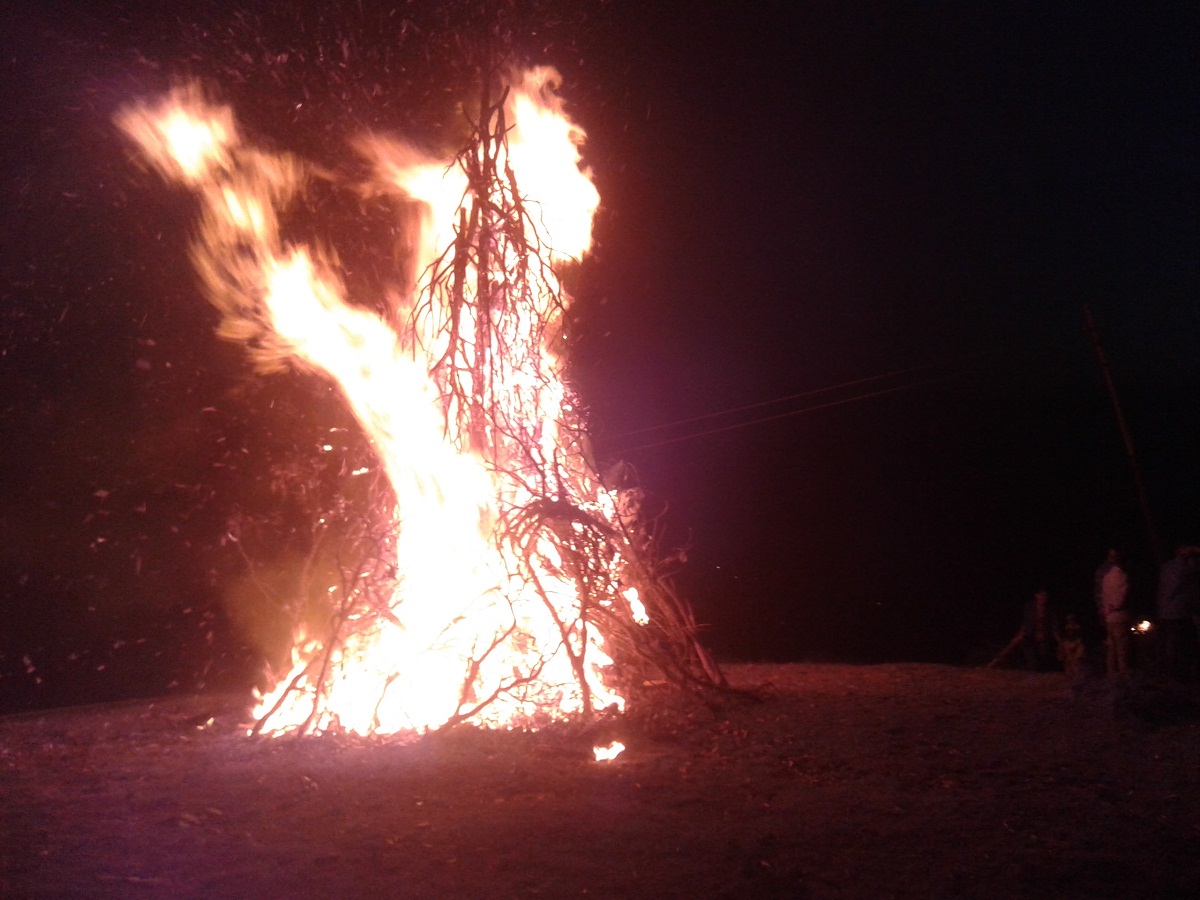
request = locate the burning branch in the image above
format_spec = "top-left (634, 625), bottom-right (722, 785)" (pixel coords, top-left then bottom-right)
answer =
top-left (118, 62), bottom-right (721, 739)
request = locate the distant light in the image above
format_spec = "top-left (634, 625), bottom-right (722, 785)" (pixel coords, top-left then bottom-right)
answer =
top-left (1133, 620), bottom-right (1153, 634)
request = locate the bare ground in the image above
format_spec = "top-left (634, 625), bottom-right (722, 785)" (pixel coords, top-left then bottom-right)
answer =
top-left (3, 663), bottom-right (1200, 899)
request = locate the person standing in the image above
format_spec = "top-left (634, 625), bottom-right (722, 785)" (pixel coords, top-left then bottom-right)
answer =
top-left (1156, 545), bottom-right (1200, 679)
top-left (1058, 614), bottom-right (1087, 676)
top-left (1094, 548), bottom-right (1118, 617)
top-left (1099, 550), bottom-right (1132, 675)
top-left (988, 589), bottom-right (1062, 671)
top-left (1023, 589), bottom-right (1062, 671)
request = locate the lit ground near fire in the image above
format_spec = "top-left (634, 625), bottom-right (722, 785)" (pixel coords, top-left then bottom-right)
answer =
top-left (4, 663), bottom-right (1199, 898)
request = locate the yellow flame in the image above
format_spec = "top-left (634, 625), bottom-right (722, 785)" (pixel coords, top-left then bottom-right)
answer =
top-left (119, 70), bottom-right (632, 736)
top-left (116, 85), bottom-right (236, 184)
top-left (593, 741), bottom-right (625, 762)
top-left (623, 587), bottom-right (650, 626)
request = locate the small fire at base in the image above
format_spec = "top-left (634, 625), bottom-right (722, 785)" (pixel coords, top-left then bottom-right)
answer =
top-left (593, 742), bottom-right (626, 763)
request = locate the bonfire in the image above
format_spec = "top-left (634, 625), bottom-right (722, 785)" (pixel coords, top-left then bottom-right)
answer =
top-left (116, 63), bottom-right (720, 737)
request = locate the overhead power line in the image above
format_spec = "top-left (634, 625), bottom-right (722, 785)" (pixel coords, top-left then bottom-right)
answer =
top-left (613, 362), bottom-right (943, 441)
top-left (607, 372), bottom-right (948, 454)
top-left (595, 330), bottom-right (1095, 457)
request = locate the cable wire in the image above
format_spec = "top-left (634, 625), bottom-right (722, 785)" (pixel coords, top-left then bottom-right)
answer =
top-left (613, 361), bottom-right (943, 440)
top-left (610, 375), bottom-right (948, 454)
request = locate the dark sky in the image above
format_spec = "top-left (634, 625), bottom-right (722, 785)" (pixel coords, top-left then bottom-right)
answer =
top-left (570, 1), bottom-right (1199, 663)
top-left (1, 1), bottom-right (1197, 711)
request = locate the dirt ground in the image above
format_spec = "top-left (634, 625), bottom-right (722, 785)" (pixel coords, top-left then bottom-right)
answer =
top-left (3, 663), bottom-right (1200, 899)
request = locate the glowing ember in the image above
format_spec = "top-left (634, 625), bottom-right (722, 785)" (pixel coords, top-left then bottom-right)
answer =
top-left (116, 69), bottom-right (653, 736)
top-left (593, 741), bottom-right (626, 762)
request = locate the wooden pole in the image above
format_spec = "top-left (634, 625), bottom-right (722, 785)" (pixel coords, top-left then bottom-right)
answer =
top-left (1083, 304), bottom-right (1162, 561)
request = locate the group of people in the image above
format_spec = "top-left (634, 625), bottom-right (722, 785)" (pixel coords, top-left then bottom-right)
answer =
top-left (989, 545), bottom-right (1200, 677)
top-left (988, 588), bottom-right (1084, 674)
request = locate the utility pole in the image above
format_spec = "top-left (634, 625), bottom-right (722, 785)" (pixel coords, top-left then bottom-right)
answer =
top-left (1083, 304), bottom-right (1162, 562)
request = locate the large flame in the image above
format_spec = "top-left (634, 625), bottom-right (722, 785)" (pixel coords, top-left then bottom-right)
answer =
top-left (116, 70), bottom-right (638, 735)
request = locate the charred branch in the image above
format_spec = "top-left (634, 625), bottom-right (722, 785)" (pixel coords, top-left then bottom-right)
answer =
top-left (250, 58), bottom-right (722, 738)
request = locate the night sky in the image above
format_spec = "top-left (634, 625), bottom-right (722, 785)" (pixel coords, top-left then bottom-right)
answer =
top-left (2, 1), bottom-right (1197, 713)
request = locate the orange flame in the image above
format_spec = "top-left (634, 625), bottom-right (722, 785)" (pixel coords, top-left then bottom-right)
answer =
top-left (117, 70), bottom-right (631, 735)
top-left (593, 741), bottom-right (626, 762)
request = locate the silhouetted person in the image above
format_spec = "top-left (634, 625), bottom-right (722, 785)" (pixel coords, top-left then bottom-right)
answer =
top-left (1058, 614), bottom-right (1086, 677)
top-left (1156, 545), bottom-right (1200, 679)
top-left (1099, 550), bottom-right (1131, 675)
top-left (1094, 548), bottom-right (1118, 617)
top-left (989, 589), bottom-right (1062, 671)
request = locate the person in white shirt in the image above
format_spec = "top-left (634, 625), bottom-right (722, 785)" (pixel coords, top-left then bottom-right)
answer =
top-left (1100, 551), bottom-right (1131, 675)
